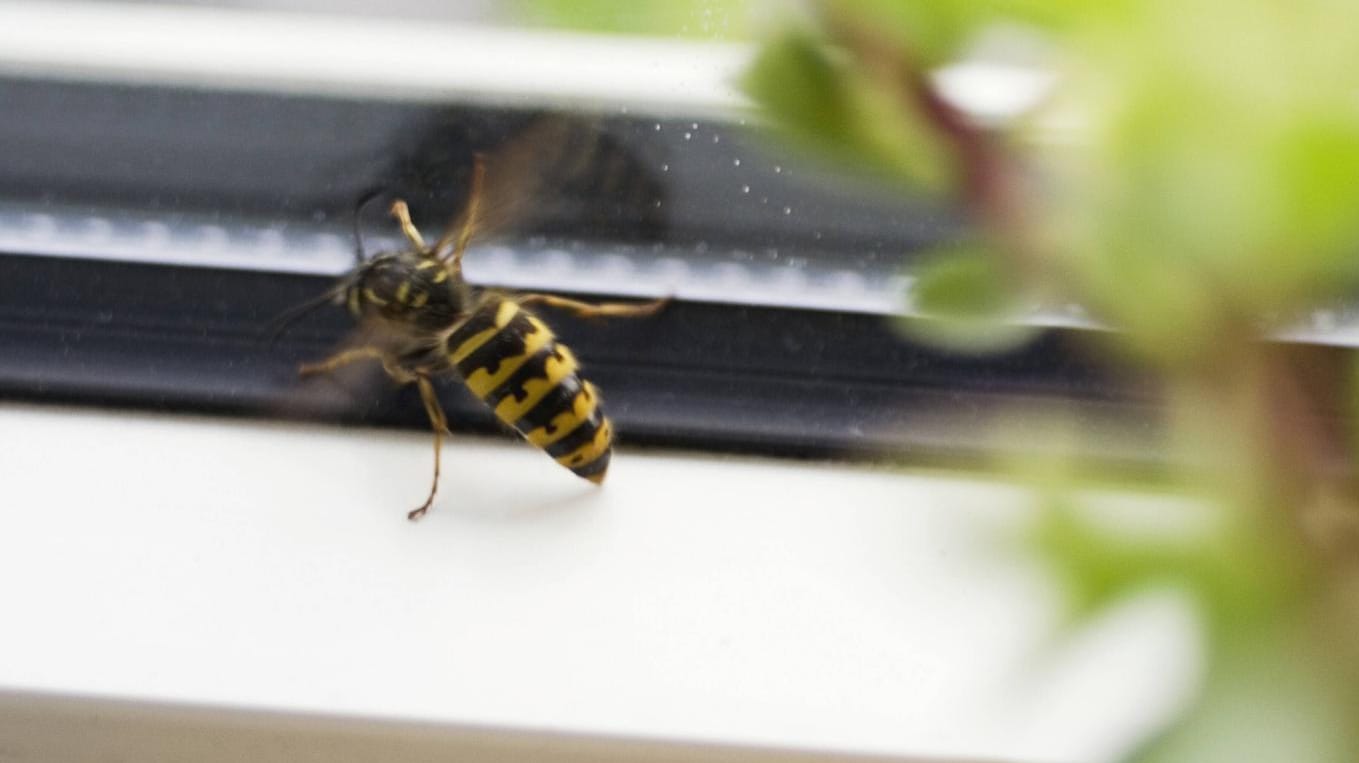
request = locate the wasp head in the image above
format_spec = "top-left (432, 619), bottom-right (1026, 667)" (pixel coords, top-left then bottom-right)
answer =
top-left (343, 250), bottom-right (471, 333)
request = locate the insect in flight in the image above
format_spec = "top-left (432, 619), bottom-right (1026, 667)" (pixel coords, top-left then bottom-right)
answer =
top-left (276, 156), bottom-right (667, 520)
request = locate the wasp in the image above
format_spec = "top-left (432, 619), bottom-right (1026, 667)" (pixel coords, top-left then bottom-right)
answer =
top-left (279, 157), bottom-right (666, 520)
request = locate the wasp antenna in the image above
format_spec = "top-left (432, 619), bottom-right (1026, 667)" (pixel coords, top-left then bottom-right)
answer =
top-left (265, 286), bottom-right (344, 348)
top-left (435, 154), bottom-right (487, 268)
top-left (351, 187), bottom-right (388, 265)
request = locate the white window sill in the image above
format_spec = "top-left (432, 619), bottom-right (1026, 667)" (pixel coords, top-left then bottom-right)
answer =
top-left (0, 403), bottom-right (1194, 761)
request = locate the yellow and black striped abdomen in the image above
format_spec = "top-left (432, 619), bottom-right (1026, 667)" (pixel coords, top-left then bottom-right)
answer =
top-left (445, 298), bottom-right (613, 483)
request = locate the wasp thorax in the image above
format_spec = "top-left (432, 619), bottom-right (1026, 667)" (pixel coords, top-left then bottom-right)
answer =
top-left (346, 251), bottom-right (470, 331)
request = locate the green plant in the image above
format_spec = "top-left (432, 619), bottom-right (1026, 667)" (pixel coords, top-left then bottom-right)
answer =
top-left (520, 2), bottom-right (1359, 758)
top-left (742, 1), bottom-right (1359, 760)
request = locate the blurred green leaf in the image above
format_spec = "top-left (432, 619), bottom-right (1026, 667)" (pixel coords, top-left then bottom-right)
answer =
top-left (825, 0), bottom-right (1140, 65)
top-left (1051, 0), bottom-right (1359, 359)
top-left (1133, 632), bottom-right (1356, 763)
top-left (1031, 491), bottom-right (1301, 635)
top-left (1269, 115), bottom-right (1359, 273)
top-left (912, 247), bottom-right (1012, 318)
top-left (745, 0), bottom-right (1359, 758)
top-left (514, 0), bottom-right (751, 39)
top-left (744, 33), bottom-right (857, 155)
top-left (998, 0), bottom-right (1137, 31)
top-left (825, 0), bottom-right (984, 67)
top-left (1033, 496), bottom-right (1194, 623)
top-left (898, 247), bottom-right (1039, 352)
top-left (743, 30), bottom-right (953, 190)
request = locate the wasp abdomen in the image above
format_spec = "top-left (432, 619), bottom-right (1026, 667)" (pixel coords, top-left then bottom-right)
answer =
top-left (446, 299), bottom-right (613, 483)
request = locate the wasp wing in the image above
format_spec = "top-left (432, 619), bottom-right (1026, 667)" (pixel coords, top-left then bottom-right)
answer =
top-left (267, 115), bottom-right (666, 424)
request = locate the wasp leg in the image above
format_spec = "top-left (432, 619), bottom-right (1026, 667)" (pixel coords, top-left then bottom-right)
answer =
top-left (297, 346), bottom-right (415, 384)
top-left (517, 293), bottom-right (671, 320)
top-left (297, 347), bottom-right (444, 520)
top-left (388, 199), bottom-right (430, 254)
top-left (408, 374), bottom-right (453, 522)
